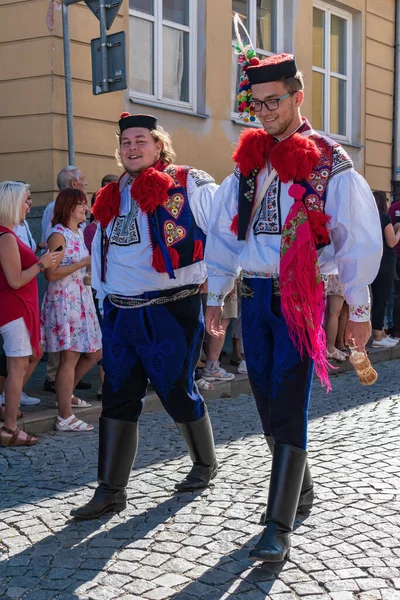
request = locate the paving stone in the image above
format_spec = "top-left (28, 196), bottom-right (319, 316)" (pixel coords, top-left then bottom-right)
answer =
top-left (356, 579), bottom-right (389, 591)
top-left (6, 589), bottom-right (26, 599)
top-left (2, 360), bottom-right (400, 600)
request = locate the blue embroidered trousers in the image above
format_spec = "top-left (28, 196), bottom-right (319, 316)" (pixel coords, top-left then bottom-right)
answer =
top-left (101, 289), bottom-right (205, 424)
top-left (241, 278), bottom-right (314, 449)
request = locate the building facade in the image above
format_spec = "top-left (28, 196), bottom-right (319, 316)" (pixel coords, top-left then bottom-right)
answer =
top-left (0, 0), bottom-right (396, 214)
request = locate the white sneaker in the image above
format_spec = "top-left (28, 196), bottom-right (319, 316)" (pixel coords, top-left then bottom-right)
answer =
top-left (202, 366), bottom-right (235, 382)
top-left (371, 338), bottom-right (396, 348)
top-left (237, 360), bottom-right (248, 374)
top-left (386, 335), bottom-right (399, 345)
top-left (19, 391), bottom-right (40, 406)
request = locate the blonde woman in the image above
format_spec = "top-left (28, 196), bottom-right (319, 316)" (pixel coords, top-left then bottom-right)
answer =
top-left (0, 181), bottom-right (59, 446)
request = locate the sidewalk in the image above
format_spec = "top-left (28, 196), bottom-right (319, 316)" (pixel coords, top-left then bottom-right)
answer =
top-left (15, 342), bottom-right (400, 435)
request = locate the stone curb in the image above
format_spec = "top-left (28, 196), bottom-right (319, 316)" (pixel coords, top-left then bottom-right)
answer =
top-left (17, 344), bottom-right (400, 435)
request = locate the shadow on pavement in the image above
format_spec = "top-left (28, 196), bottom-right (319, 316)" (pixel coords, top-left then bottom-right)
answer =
top-left (1, 360), bottom-right (399, 515)
top-left (1, 494), bottom-right (309, 599)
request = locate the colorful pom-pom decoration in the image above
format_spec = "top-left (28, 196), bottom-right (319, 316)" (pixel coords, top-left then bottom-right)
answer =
top-left (233, 14), bottom-right (260, 123)
top-left (120, 111), bottom-right (130, 119)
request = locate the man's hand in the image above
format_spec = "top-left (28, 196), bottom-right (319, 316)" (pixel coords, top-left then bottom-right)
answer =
top-left (345, 320), bottom-right (371, 352)
top-left (205, 306), bottom-right (224, 338)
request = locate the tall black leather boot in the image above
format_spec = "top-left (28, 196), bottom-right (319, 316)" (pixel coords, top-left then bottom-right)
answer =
top-left (260, 435), bottom-right (314, 523)
top-left (70, 417), bottom-right (138, 520)
top-left (249, 443), bottom-right (307, 562)
top-left (175, 408), bottom-right (218, 491)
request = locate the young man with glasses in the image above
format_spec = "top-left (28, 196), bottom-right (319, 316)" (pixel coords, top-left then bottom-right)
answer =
top-left (205, 53), bottom-right (382, 563)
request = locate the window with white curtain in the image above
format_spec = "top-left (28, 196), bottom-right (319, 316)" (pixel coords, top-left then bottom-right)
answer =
top-left (129, 0), bottom-right (195, 111)
top-left (312, 1), bottom-right (352, 141)
top-left (232, 0), bottom-right (283, 115)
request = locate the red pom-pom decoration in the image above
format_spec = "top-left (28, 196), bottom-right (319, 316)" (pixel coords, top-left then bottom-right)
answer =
top-left (249, 57), bottom-right (260, 66)
top-left (120, 111), bottom-right (130, 119)
top-left (288, 183), bottom-right (306, 200)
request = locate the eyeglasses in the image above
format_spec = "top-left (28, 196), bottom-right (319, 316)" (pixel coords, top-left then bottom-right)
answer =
top-left (251, 92), bottom-right (295, 112)
top-left (25, 196), bottom-right (32, 205)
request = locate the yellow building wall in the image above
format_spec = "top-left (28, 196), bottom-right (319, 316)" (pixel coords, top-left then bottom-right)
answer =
top-left (365, 0), bottom-right (395, 192)
top-left (0, 0), bottom-right (396, 200)
top-left (0, 0), bottom-right (126, 204)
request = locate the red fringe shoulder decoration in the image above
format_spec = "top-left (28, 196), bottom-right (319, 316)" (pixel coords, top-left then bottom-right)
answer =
top-left (232, 129), bottom-right (275, 177)
top-left (91, 181), bottom-right (121, 229)
top-left (307, 210), bottom-right (331, 246)
top-left (132, 168), bottom-right (174, 213)
top-left (269, 134), bottom-right (320, 183)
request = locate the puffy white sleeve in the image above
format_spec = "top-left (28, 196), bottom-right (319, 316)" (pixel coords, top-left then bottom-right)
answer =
top-left (325, 169), bottom-right (382, 322)
top-left (91, 223), bottom-right (106, 302)
top-left (187, 171), bottom-right (219, 235)
top-left (205, 173), bottom-right (244, 306)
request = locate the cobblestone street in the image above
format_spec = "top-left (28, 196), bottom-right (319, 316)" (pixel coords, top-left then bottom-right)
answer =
top-left (1, 359), bottom-right (400, 600)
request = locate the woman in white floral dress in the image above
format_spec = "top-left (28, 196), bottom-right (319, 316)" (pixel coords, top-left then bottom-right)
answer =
top-left (41, 189), bottom-right (102, 432)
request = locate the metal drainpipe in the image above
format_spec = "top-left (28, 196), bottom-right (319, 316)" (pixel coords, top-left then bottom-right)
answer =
top-left (393, 0), bottom-right (400, 198)
top-left (62, 1), bottom-right (75, 166)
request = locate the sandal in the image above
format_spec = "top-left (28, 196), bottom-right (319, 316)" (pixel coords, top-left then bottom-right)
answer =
top-left (327, 348), bottom-right (347, 362)
top-left (0, 404), bottom-right (24, 422)
top-left (55, 414), bottom-right (94, 432)
top-left (0, 426), bottom-right (37, 447)
top-left (196, 378), bottom-right (214, 391)
top-left (55, 395), bottom-right (91, 408)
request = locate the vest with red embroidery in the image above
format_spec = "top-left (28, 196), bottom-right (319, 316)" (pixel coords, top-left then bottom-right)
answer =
top-left (234, 122), bottom-right (353, 249)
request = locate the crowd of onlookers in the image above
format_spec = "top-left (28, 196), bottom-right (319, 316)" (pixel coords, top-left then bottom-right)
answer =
top-left (0, 168), bottom-right (399, 447)
top-left (0, 166), bottom-right (248, 447)
top-left (324, 189), bottom-right (400, 362)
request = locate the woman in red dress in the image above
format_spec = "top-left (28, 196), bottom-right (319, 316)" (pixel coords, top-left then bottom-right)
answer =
top-left (0, 181), bottom-right (59, 446)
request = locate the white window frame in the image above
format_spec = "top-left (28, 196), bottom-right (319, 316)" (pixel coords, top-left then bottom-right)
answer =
top-left (231, 0), bottom-right (284, 120)
top-left (312, 0), bottom-right (353, 143)
top-left (129, 0), bottom-right (198, 114)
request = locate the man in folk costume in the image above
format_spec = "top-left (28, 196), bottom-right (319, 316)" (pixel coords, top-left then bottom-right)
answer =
top-left (205, 43), bottom-right (382, 560)
top-left (71, 113), bottom-right (218, 520)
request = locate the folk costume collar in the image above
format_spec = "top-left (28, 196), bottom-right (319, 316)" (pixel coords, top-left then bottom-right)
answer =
top-left (92, 159), bottom-right (174, 229)
top-left (232, 118), bottom-right (320, 182)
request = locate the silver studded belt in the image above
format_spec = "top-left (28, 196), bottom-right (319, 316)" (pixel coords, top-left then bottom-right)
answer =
top-left (108, 286), bottom-right (199, 309)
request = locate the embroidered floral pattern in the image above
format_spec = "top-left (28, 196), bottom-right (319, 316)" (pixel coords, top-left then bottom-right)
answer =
top-left (349, 304), bottom-right (371, 320)
top-left (164, 193), bottom-right (184, 219)
top-left (207, 291), bottom-right (225, 304)
top-left (304, 194), bottom-right (324, 212)
top-left (242, 270), bottom-right (278, 279)
top-left (280, 211), bottom-right (308, 258)
top-left (254, 179), bottom-right (281, 235)
top-left (164, 221), bottom-right (187, 246)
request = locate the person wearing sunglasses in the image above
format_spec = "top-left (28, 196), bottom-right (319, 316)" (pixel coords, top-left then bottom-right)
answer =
top-left (205, 52), bottom-right (382, 563)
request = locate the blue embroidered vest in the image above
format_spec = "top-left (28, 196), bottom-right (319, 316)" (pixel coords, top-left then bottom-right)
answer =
top-left (149, 165), bottom-right (207, 272)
